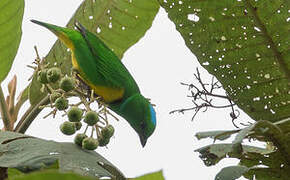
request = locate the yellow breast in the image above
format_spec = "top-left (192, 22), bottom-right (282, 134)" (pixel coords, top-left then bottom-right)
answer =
top-left (71, 53), bottom-right (124, 103)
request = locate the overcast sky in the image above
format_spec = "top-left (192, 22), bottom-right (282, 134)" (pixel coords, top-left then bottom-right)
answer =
top-left (1, 1), bottom-right (254, 179)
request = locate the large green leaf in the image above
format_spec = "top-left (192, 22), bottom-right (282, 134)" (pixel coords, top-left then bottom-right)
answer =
top-left (0, 0), bottom-right (24, 82)
top-left (0, 131), bottom-right (123, 178)
top-left (29, 0), bottom-right (159, 105)
top-left (9, 170), bottom-right (94, 180)
top-left (215, 165), bottom-right (249, 180)
top-left (133, 171), bottom-right (165, 180)
top-left (159, 0), bottom-right (290, 122)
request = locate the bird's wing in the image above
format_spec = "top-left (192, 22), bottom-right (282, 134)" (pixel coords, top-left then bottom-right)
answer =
top-left (75, 23), bottom-right (140, 101)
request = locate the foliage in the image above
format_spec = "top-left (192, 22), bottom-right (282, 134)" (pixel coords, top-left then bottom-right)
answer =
top-left (132, 171), bottom-right (165, 180)
top-left (159, 0), bottom-right (290, 121)
top-left (28, 0), bottom-right (160, 106)
top-left (159, 0), bottom-right (289, 179)
top-left (0, 0), bottom-right (164, 179)
top-left (0, 0), bottom-right (24, 82)
top-left (8, 170), bottom-right (95, 180)
top-left (0, 131), bottom-right (123, 178)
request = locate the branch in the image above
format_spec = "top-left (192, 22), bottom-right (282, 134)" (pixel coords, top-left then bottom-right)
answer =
top-left (14, 95), bottom-right (50, 133)
top-left (171, 68), bottom-right (241, 127)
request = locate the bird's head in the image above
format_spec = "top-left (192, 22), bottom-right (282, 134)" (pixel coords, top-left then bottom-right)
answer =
top-left (119, 94), bottom-right (156, 147)
top-left (31, 19), bottom-right (81, 51)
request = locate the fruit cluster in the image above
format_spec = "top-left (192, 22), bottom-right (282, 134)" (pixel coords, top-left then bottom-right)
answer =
top-left (36, 65), bottom-right (115, 151)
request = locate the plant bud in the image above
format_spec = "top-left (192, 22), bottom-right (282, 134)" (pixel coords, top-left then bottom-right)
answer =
top-left (67, 107), bottom-right (83, 122)
top-left (60, 121), bottom-right (76, 135)
top-left (60, 76), bottom-right (75, 92)
top-left (37, 69), bottom-right (49, 84)
top-left (84, 111), bottom-right (99, 126)
top-left (55, 97), bottom-right (68, 110)
top-left (74, 133), bottom-right (87, 146)
top-left (98, 136), bottom-right (110, 147)
top-left (82, 137), bottom-right (98, 150)
top-left (47, 67), bottom-right (61, 83)
top-left (101, 125), bottom-right (114, 139)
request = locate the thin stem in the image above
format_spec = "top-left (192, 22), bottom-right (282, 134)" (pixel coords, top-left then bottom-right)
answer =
top-left (14, 95), bottom-right (50, 133)
top-left (0, 84), bottom-right (12, 130)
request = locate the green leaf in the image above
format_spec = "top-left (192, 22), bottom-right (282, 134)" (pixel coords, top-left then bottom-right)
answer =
top-left (29, 0), bottom-right (159, 105)
top-left (0, 0), bottom-right (25, 82)
top-left (159, 0), bottom-right (290, 122)
top-left (0, 131), bottom-right (122, 178)
top-left (133, 171), bottom-right (165, 180)
top-left (195, 143), bottom-right (273, 166)
top-left (9, 170), bottom-right (94, 180)
top-left (215, 165), bottom-right (249, 180)
top-left (8, 168), bottom-right (23, 178)
top-left (244, 167), bottom-right (290, 180)
top-left (195, 130), bottom-right (239, 141)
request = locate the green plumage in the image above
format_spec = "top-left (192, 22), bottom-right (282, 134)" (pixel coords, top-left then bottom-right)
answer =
top-left (31, 20), bottom-right (156, 147)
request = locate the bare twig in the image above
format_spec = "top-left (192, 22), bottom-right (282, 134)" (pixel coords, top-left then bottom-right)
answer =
top-left (170, 68), bottom-right (241, 127)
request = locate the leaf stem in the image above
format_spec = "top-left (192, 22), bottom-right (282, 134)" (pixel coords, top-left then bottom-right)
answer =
top-left (14, 95), bottom-right (50, 133)
top-left (0, 84), bottom-right (12, 130)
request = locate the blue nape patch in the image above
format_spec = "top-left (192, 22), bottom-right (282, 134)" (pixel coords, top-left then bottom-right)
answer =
top-left (149, 104), bottom-right (156, 126)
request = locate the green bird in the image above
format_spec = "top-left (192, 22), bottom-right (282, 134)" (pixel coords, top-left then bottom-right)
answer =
top-left (31, 20), bottom-right (156, 147)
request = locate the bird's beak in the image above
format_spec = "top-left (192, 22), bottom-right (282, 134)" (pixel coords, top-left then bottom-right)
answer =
top-left (140, 136), bottom-right (147, 147)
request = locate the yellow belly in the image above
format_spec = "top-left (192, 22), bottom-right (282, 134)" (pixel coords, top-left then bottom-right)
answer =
top-left (72, 53), bottom-right (124, 103)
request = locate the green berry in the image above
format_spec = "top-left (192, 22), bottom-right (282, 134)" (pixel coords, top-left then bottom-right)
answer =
top-left (101, 125), bottom-right (114, 138)
top-left (67, 107), bottom-right (83, 122)
top-left (37, 69), bottom-right (49, 84)
top-left (60, 121), bottom-right (76, 135)
top-left (60, 76), bottom-right (75, 92)
top-left (74, 122), bottom-right (82, 130)
top-left (74, 133), bottom-right (87, 146)
top-left (55, 97), bottom-right (68, 110)
top-left (84, 111), bottom-right (99, 126)
top-left (46, 67), bottom-right (61, 83)
top-left (50, 92), bottom-right (61, 103)
top-left (98, 136), bottom-right (110, 147)
top-left (82, 137), bottom-right (98, 150)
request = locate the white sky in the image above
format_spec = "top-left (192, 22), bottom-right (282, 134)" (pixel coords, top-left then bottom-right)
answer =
top-left (1, 1), bottom-right (254, 179)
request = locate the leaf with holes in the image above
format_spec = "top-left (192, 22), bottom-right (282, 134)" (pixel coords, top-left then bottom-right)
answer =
top-left (0, 131), bottom-right (123, 178)
top-left (29, 0), bottom-right (159, 105)
top-left (195, 143), bottom-right (273, 166)
top-left (0, 0), bottom-right (25, 82)
top-left (195, 130), bottom-right (239, 141)
top-left (239, 150), bottom-right (290, 179)
top-left (159, 0), bottom-right (290, 122)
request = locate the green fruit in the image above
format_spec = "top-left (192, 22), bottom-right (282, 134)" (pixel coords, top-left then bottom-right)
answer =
top-left (74, 133), bottom-right (88, 146)
top-left (84, 111), bottom-right (99, 126)
top-left (98, 136), bottom-right (110, 147)
top-left (37, 69), bottom-right (49, 84)
top-left (46, 67), bottom-right (61, 83)
top-left (67, 107), bottom-right (83, 122)
top-left (82, 137), bottom-right (98, 150)
top-left (55, 97), bottom-right (68, 110)
top-left (101, 125), bottom-right (114, 138)
top-left (74, 122), bottom-right (82, 130)
top-left (60, 77), bottom-right (75, 92)
top-left (50, 92), bottom-right (61, 103)
top-left (60, 121), bottom-right (76, 135)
